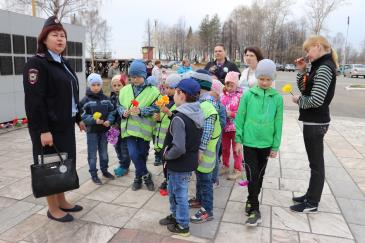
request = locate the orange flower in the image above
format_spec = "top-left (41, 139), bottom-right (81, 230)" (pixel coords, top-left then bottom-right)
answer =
top-left (155, 100), bottom-right (163, 107)
top-left (161, 95), bottom-right (169, 104)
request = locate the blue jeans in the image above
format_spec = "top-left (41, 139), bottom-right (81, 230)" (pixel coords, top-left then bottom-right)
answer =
top-left (168, 170), bottom-right (192, 228)
top-left (114, 136), bottom-right (131, 169)
top-left (212, 136), bottom-right (222, 184)
top-left (126, 137), bottom-right (150, 177)
top-left (87, 132), bottom-right (109, 177)
top-left (195, 171), bottom-right (213, 216)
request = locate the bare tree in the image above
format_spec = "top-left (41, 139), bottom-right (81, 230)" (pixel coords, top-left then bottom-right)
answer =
top-left (78, 9), bottom-right (107, 71)
top-left (12, 0), bottom-right (100, 21)
top-left (306, 0), bottom-right (347, 35)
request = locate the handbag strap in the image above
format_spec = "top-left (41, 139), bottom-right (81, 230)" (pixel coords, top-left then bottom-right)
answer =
top-left (39, 143), bottom-right (65, 165)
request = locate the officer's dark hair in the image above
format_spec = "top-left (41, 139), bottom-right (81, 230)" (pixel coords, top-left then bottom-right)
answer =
top-left (37, 25), bottom-right (67, 55)
top-left (244, 46), bottom-right (264, 62)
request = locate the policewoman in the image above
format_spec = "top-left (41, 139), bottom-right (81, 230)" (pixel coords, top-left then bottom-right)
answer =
top-left (23, 16), bottom-right (86, 222)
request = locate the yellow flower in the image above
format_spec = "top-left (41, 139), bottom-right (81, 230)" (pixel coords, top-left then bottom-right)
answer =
top-left (282, 84), bottom-right (293, 93)
top-left (93, 112), bottom-right (102, 120)
top-left (155, 100), bottom-right (163, 107)
top-left (161, 95), bottom-right (169, 104)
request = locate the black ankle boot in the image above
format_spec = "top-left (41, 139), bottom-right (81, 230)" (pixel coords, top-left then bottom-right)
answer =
top-left (132, 176), bottom-right (142, 191)
top-left (143, 172), bottom-right (155, 191)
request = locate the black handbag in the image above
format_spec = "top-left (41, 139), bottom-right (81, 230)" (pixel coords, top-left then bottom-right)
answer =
top-left (30, 144), bottom-right (79, 198)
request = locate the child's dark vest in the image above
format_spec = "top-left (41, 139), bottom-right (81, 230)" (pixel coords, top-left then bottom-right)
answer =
top-left (299, 54), bottom-right (336, 123)
top-left (163, 112), bottom-right (203, 172)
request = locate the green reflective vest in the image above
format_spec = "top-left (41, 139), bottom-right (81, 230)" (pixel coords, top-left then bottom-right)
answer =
top-left (119, 84), bottom-right (160, 141)
top-left (153, 104), bottom-right (176, 152)
top-left (197, 100), bottom-right (221, 173)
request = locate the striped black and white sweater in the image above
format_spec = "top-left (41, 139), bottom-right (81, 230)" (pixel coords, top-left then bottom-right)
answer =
top-left (296, 53), bottom-right (336, 124)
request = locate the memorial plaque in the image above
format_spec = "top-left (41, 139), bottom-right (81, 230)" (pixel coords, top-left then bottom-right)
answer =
top-left (12, 35), bottom-right (25, 54)
top-left (0, 33), bottom-right (11, 53)
top-left (0, 56), bottom-right (13, 75)
top-left (26, 36), bottom-right (37, 55)
top-left (75, 42), bottom-right (83, 56)
top-left (14, 56), bottom-right (25, 75)
top-left (76, 58), bottom-right (82, 72)
top-left (67, 41), bottom-right (76, 56)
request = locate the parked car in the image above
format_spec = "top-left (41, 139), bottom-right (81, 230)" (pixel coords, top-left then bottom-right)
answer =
top-left (284, 64), bottom-right (296, 72)
top-left (161, 61), bottom-right (180, 69)
top-left (276, 63), bottom-right (284, 71)
top-left (343, 64), bottom-right (365, 78)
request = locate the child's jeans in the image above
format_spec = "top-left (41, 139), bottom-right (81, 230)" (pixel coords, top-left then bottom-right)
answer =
top-left (114, 136), bottom-right (131, 169)
top-left (195, 171), bottom-right (213, 216)
top-left (126, 137), bottom-right (150, 177)
top-left (168, 170), bottom-right (192, 228)
top-left (243, 146), bottom-right (271, 211)
top-left (222, 131), bottom-right (243, 171)
top-left (212, 136), bottom-right (222, 184)
top-left (87, 132), bottom-right (109, 177)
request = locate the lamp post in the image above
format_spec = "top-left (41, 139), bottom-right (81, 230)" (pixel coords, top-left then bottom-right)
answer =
top-left (31, 0), bottom-right (36, 16)
top-left (342, 16), bottom-right (350, 72)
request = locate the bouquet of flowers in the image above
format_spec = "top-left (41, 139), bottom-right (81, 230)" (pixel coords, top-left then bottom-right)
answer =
top-left (107, 127), bottom-right (120, 145)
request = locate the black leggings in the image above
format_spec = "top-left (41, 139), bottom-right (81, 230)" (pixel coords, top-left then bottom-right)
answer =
top-left (243, 146), bottom-right (271, 211)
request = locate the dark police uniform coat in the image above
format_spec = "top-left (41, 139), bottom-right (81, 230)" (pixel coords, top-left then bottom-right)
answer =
top-left (23, 50), bottom-right (81, 167)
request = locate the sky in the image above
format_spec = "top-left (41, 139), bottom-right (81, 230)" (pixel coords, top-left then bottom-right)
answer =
top-left (100, 0), bottom-right (364, 59)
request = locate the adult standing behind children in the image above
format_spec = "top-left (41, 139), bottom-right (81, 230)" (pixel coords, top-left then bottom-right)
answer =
top-left (159, 78), bottom-right (204, 236)
top-left (108, 60), bottom-right (120, 78)
top-left (204, 43), bottom-right (240, 84)
top-left (290, 36), bottom-right (338, 213)
top-left (177, 59), bottom-right (193, 74)
top-left (238, 46), bottom-right (264, 92)
top-left (118, 60), bottom-right (160, 191)
top-left (152, 60), bottom-right (162, 84)
top-left (23, 16), bottom-right (86, 222)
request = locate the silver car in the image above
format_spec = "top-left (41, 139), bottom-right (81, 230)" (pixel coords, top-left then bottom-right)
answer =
top-left (343, 64), bottom-right (365, 78)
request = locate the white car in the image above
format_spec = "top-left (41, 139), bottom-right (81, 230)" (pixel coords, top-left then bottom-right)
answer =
top-left (343, 64), bottom-right (365, 78)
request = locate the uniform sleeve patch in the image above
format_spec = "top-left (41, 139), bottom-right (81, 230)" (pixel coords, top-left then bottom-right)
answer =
top-left (28, 69), bottom-right (39, 84)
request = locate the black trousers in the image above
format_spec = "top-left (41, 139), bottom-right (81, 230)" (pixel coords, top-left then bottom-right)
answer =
top-left (303, 124), bottom-right (329, 204)
top-left (243, 146), bottom-right (271, 211)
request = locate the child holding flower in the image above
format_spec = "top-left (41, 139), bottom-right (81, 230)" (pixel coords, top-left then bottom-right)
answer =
top-left (80, 73), bottom-right (115, 185)
top-left (118, 60), bottom-right (160, 191)
top-left (110, 74), bottom-right (131, 177)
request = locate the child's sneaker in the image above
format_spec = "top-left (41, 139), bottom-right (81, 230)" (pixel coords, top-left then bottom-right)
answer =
top-left (245, 201), bottom-right (251, 215)
top-left (245, 210), bottom-right (262, 227)
top-left (219, 166), bottom-right (229, 176)
top-left (227, 169), bottom-right (242, 180)
top-left (188, 198), bottom-right (201, 208)
top-left (91, 176), bottom-right (102, 185)
top-left (292, 194), bottom-right (306, 203)
top-left (167, 223), bottom-right (190, 237)
top-left (154, 157), bottom-right (162, 166)
top-left (132, 177), bottom-right (142, 191)
top-left (142, 172), bottom-right (155, 191)
top-left (290, 201), bottom-right (318, 213)
top-left (102, 171), bottom-right (115, 180)
top-left (114, 167), bottom-right (129, 177)
top-left (159, 214), bottom-right (176, 225)
top-left (159, 180), bottom-right (168, 196)
top-left (190, 207), bottom-right (214, 224)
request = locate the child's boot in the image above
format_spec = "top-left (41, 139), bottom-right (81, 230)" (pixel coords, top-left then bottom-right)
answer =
top-left (132, 176), bottom-right (142, 191)
top-left (114, 167), bottom-right (128, 177)
top-left (143, 172), bottom-right (155, 191)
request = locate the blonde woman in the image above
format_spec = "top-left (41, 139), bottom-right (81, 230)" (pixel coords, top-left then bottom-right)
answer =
top-left (291, 35), bottom-right (339, 213)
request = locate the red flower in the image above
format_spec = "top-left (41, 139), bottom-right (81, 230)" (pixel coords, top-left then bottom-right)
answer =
top-left (12, 117), bottom-right (18, 125)
top-left (131, 100), bottom-right (139, 107)
top-left (22, 118), bottom-right (28, 124)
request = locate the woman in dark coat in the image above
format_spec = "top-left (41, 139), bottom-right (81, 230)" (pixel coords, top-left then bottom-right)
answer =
top-left (23, 16), bottom-right (86, 222)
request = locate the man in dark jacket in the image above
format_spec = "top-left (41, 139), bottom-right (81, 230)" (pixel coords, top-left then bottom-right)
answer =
top-left (204, 44), bottom-right (240, 84)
